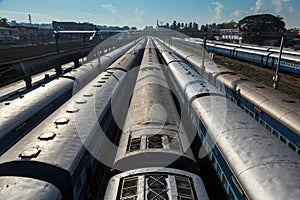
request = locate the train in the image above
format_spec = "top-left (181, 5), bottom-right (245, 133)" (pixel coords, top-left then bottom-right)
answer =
top-left (0, 38), bottom-right (146, 200)
top-left (0, 39), bottom-right (141, 155)
top-left (103, 37), bottom-right (210, 200)
top-left (160, 37), bottom-right (300, 155)
top-left (175, 37), bottom-right (300, 74)
top-left (1, 35), bottom-right (299, 200)
top-left (154, 37), bottom-right (300, 200)
top-left (104, 167), bottom-right (209, 200)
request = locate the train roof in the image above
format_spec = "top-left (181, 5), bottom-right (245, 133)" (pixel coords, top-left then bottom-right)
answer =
top-left (0, 176), bottom-right (61, 200)
top-left (269, 52), bottom-right (300, 61)
top-left (240, 44), bottom-right (269, 51)
top-left (0, 77), bottom-right (74, 151)
top-left (235, 80), bottom-right (300, 136)
top-left (235, 47), bottom-right (271, 56)
top-left (104, 167), bottom-right (209, 200)
top-left (0, 69), bottom-right (123, 171)
top-left (268, 48), bottom-right (300, 56)
top-left (215, 45), bottom-right (236, 50)
top-left (191, 95), bottom-right (300, 200)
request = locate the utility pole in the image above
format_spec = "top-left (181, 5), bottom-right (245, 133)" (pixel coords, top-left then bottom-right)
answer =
top-left (54, 32), bottom-right (60, 52)
top-left (28, 14), bottom-right (32, 24)
top-left (201, 36), bottom-right (207, 68)
top-left (273, 33), bottom-right (285, 89)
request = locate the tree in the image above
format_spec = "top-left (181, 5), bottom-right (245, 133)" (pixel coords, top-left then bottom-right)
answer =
top-left (238, 14), bottom-right (285, 45)
top-left (217, 21), bottom-right (237, 29)
top-left (188, 22), bottom-right (193, 30)
top-left (177, 22), bottom-right (181, 30)
top-left (181, 22), bottom-right (184, 30)
top-left (193, 22), bottom-right (198, 30)
top-left (171, 21), bottom-right (177, 30)
top-left (0, 17), bottom-right (9, 27)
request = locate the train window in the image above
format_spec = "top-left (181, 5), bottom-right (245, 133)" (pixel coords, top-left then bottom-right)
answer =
top-left (128, 137), bottom-right (141, 152)
top-left (259, 120), bottom-right (265, 126)
top-left (273, 130), bottom-right (279, 137)
top-left (250, 112), bottom-right (254, 118)
top-left (121, 177), bottom-right (138, 199)
top-left (147, 135), bottom-right (163, 149)
top-left (175, 176), bottom-right (195, 200)
top-left (279, 136), bottom-right (287, 144)
top-left (222, 174), bottom-right (228, 189)
top-left (266, 124), bottom-right (271, 131)
top-left (216, 164), bottom-right (221, 177)
top-left (146, 175), bottom-right (168, 200)
top-left (254, 114), bottom-right (259, 121)
top-left (288, 142), bottom-right (296, 152)
top-left (211, 154), bottom-right (216, 165)
top-left (228, 188), bottom-right (235, 200)
top-left (14, 121), bottom-right (27, 132)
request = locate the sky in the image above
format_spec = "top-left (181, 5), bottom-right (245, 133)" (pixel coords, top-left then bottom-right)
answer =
top-left (0, 0), bottom-right (300, 29)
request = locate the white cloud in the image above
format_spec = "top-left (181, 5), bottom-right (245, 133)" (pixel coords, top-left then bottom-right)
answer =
top-left (101, 3), bottom-right (116, 14)
top-left (211, 2), bottom-right (224, 22)
top-left (250, 0), bottom-right (263, 14)
top-left (134, 8), bottom-right (145, 18)
top-left (272, 0), bottom-right (290, 13)
top-left (288, 6), bottom-right (294, 14)
top-left (232, 10), bottom-right (241, 17)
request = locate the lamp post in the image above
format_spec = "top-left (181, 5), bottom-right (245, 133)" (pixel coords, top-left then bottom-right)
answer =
top-left (54, 32), bottom-right (60, 53)
top-left (273, 32), bottom-right (285, 89)
top-left (202, 36), bottom-right (207, 68)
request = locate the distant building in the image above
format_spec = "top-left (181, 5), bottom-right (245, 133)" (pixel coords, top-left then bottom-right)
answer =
top-left (286, 29), bottom-right (300, 50)
top-left (144, 26), bottom-right (155, 31)
top-left (52, 21), bottom-right (96, 31)
top-left (0, 27), bottom-right (19, 41)
top-left (10, 20), bottom-right (52, 29)
top-left (18, 26), bottom-right (52, 42)
top-left (220, 28), bottom-right (242, 41)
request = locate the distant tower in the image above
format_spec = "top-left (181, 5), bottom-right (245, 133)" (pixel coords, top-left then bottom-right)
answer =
top-left (28, 14), bottom-right (32, 24)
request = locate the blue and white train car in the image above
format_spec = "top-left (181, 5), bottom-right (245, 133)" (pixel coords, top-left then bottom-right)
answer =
top-left (214, 45), bottom-right (236, 57)
top-left (235, 48), bottom-right (271, 66)
top-left (268, 53), bottom-right (300, 74)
